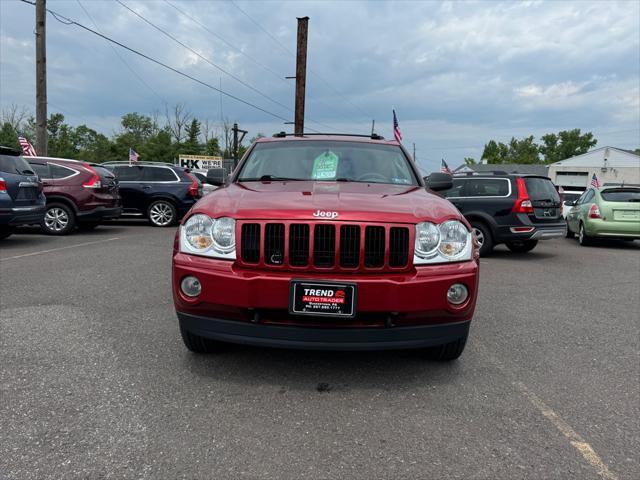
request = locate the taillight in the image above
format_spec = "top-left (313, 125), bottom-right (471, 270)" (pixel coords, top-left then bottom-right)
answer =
top-left (512, 177), bottom-right (534, 214)
top-left (588, 204), bottom-right (601, 219)
top-left (186, 173), bottom-right (199, 197)
top-left (0, 177), bottom-right (6, 192)
top-left (82, 164), bottom-right (101, 189)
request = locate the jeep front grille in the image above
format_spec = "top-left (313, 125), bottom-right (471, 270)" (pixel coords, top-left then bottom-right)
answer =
top-left (238, 221), bottom-right (412, 271)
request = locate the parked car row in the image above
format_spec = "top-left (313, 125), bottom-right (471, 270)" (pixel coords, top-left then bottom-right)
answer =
top-left (0, 146), bottom-right (202, 239)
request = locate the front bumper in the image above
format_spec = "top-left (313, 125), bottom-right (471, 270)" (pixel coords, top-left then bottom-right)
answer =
top-left (173, 253), bottom-right (479, 349)
top-left (179, 312), bottom-right (471, 350)
top-left (0, 204), bottom-right (46, 226)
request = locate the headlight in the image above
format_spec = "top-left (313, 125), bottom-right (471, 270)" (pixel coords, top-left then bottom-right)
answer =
top-left (184, 214), bottom-right (213, 250)
top-left (211, 217), bottom-right (236, 253)
top-left (180, 215), bottom-right (236, 260)
top-left (414, 220), bottom-right (472, 264)
top-left (438, 220), bottom-right (469, 258)
top-left (415, 222), bottom-right (440, 258)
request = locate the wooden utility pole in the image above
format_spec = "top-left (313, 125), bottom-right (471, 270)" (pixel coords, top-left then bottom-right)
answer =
top-left (232, 123), bottom-right (247, 168)
top-left (294, 17), bottom-right (309, 136)
top-left (35, 0), bottom-right (47, 155)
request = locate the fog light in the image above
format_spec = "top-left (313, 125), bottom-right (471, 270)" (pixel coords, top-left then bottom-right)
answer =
top-left (447, 283), bottom-right (468, 305)
top-left (181, 276), bottom-right (201, 297)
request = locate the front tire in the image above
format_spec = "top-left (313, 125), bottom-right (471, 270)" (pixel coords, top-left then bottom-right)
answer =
top-left (505, 239), bottom-right (538, 253)
top-left (148, 200), bottom-right (177, 227)
top-left (471, 222), bottom-right (493, 256)
top-left (578, 223), bottom-right (592, 246)
top-left (42, 203), bottom-right (76, 235)
top-left (424, 334), bottom-right (468, 361)
top-left (179, 324), bottom-right (225, 353)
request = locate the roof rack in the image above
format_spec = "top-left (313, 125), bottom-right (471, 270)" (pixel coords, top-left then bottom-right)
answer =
top-left (101, 160), bottom-right (176, 166)
top-left (453, 170), bottom-right (509, 176)
top-left (271, 132), bottom-right (385, 140)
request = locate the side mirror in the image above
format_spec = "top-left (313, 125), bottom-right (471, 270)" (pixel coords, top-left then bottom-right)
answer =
top-left (426, 172), bottom-right (453, 191)
top-left (206, 167), bottom-right (227, 186)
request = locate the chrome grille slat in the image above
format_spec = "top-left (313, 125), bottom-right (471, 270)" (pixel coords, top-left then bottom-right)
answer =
top-left (289, 224), bottom-right (309, 266)
top-left (364, 226), bottom-right (385, 268)
top-left (339, 225), bottom-right (360, 268)
top-left (239, 221), bottom-right (411, 271)
top-left (264, 223), bottom-right (285, 265)
top-left (240, 223), bottom-right (261, 263)
top-left (313, 224), bottom-right (336, 267)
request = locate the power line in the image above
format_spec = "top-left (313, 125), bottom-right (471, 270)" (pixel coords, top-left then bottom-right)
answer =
top-left (18, 0), bottom-right (292, 123)
top-left (147, 0), bottom-right (336, 132)
top-left (116, 0), bottom-right (294, 115)
top-left (229, 0), bottom-right (373, 123)
top-left (76, 0), bottom-right (167, 106)
top-left (164, 0), bottom-right (287, 85)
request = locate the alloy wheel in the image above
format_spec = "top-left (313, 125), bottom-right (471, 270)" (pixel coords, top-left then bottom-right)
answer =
top-left (44, 207), bottom-right (69, 232)
top-left (149, 202), bottom-right (174, 226)
top-left (472, 227), bottom-right (485, 247)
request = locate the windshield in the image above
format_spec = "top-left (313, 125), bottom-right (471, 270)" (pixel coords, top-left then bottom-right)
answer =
top-left (523, 177), bottom-right (560, 202)
top-left (237, 140), bottom-right (419, 185)
top-left (0, 154), bottom-right (34, 175)
top-left (600, 188), bottom-right (640, 202)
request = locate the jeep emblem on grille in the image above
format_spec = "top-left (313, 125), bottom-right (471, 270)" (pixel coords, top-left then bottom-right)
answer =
top-left (312, 210), bottom-right (338, 219)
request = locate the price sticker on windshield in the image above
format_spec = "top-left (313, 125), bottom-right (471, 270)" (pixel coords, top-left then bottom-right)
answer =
top-left (311, 151), bottom-right (339, 180)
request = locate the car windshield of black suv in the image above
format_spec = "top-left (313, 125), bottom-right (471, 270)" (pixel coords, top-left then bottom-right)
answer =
top-left (237, 140), bottom-right (419, 186)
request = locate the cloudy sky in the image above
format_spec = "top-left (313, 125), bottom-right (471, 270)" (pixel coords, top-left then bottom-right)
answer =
top-left (1, 0), bottom-right (638, 171)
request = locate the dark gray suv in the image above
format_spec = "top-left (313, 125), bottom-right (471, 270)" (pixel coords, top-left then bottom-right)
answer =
top-left (0, 147), bottom-right (46, 240)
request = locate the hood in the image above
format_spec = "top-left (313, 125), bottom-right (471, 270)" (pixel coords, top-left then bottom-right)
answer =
top-left (192, 181), bottom-right (462, 224)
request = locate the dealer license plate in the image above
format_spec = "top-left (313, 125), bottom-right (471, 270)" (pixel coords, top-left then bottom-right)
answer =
top-left (289, 280), bottom-right (357, 318)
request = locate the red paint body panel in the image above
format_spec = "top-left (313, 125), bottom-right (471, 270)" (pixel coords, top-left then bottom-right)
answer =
top-left (191, 181), bottom-right (466, 226)
top-left (172, 136), bottom-right (480, 348)
top-left (173, 252), bottom-right (479, 327)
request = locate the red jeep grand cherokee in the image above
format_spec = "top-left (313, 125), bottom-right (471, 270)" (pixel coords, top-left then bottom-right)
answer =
top-left (173, 134), bottom-right (479, 360)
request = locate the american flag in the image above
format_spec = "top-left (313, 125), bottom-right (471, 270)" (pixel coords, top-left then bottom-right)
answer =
top-left (392, 110), bottom-right (402, 143)
top-left (18, 135), bottom-right (37, 156)
top-left (441, 159), bottom-right (452, 174)
top-left (129, 148), bottom-right (140, 164)
top-left (590, 173), bottom-right (601, 188)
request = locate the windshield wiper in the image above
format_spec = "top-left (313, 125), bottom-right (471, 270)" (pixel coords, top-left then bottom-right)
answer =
top-left (239, 175), bottom-right (305, 182)
top-left (335, 177), bottom-right (354, 182)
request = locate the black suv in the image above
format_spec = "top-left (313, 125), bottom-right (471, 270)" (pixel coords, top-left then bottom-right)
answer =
top-left (102, 162), bottom-right (201, 227)
top-left (440, 173), bottom-right (566, 255)
top-left (0, 147), bottom-right (46, 239)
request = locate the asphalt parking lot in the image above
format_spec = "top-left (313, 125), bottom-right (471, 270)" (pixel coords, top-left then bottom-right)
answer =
top-left (1, 223), bottom-right (638, 480)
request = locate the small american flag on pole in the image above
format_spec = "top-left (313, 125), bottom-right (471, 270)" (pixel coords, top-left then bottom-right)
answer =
top-left (129, 148), bottom-right (140, 165)
top-left (590, 173), bottom-right (601, 188)
top-left (18, 134), bottom-right (37, 156)
top-left (392, 110), bottom-right (402, 143)
top-left (441, 159), bottom-right (452, 174)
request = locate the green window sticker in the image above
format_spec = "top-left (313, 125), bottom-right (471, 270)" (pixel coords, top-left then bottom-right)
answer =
top-left (311, 151), bottom-right (339, 180)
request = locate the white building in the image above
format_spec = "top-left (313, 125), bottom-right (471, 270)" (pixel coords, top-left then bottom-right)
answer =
top-left (548, 147), bottom-right (640, 190)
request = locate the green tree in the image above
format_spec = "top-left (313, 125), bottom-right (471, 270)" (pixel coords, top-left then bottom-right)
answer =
top-left (0, 122), bottom-right (20, 150)
top-left (481, 140), bottom-right (509, 164)
top-left (539, 129), bottom-right (597, 163)
top-left (205, 137), bottom-right (221, 156)
top-left (182, 118), bottom-right (202, 154)
top-left (463, 157), bottom-right (476, 166)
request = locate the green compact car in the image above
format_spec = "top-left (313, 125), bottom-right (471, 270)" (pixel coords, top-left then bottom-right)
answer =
top-left (566, 186), bottom-right (640, 246)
